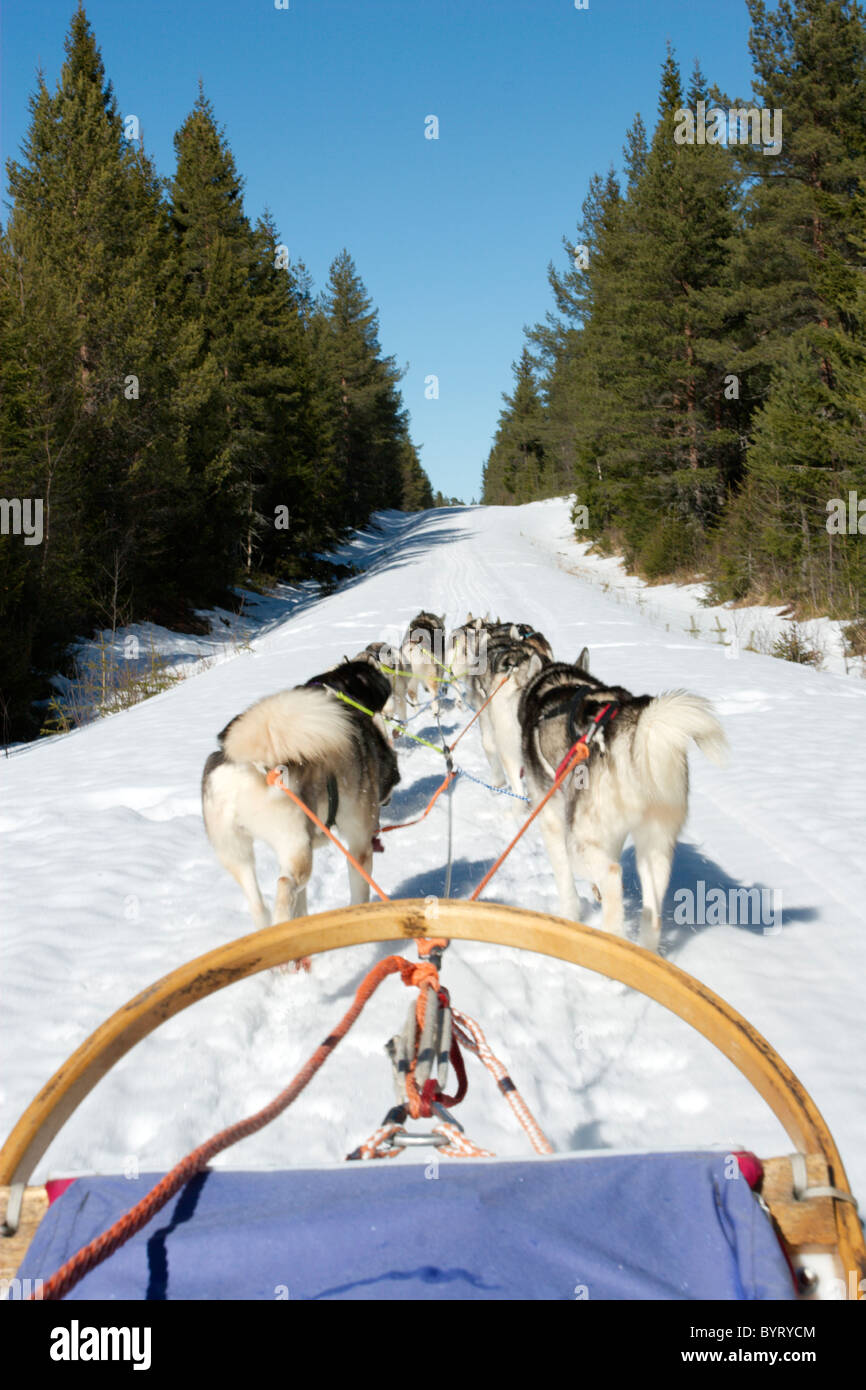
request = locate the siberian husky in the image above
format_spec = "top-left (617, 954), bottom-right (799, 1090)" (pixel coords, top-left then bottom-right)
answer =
top-left (355, 641), bottom-right (409, 729)
top-left (202, 661), bottom-right (399, 929)
top-left (400, 611), bottom-right (447, 710)
top-left (519, 651), bottom-right (727, 950)
top-left (448, 616), bottom-right (553, 794)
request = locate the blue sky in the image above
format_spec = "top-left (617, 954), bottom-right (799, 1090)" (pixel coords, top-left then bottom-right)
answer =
top-left (1, 0), bottom-right (759, 500)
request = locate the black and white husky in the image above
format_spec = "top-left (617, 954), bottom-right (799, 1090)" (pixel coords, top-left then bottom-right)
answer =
top-left (202, 661), bottom-right (399, 929)
top-left (519, 651), bottom-right (727, 950)
top-left (355, 641), bottom-right (408, 729)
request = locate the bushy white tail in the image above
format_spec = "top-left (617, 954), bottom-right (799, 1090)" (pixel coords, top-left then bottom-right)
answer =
top-left (221, 687), bottom-right (354, 769)
top-left (633, 691), bottom-right (728, 798)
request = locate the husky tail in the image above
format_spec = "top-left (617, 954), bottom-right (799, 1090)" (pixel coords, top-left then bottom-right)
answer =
top-left (219, 687), bottom-right (355, 770)
top-left (633, 692), bottom-right (728, 801)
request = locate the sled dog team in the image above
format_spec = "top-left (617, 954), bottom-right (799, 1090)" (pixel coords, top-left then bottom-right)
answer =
top-left (202, 611), bottom-right (727, 952)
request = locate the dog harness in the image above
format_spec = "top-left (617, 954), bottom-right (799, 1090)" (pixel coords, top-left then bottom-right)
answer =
top-left (535, 682), bottom-right (595, 734)
top-left (325, 774), bottom-right (338, 830)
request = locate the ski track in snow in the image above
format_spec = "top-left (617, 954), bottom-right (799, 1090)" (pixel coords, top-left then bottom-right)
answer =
top-left (2, 500), bottom-right (865, 1201)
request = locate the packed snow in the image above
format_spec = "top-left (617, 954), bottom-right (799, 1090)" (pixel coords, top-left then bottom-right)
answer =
top-left (2, 500), bottom-right (865, 1209)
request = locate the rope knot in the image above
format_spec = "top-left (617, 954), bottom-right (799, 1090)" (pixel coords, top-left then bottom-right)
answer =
top-left (399, 959), bottom-right (439, 994)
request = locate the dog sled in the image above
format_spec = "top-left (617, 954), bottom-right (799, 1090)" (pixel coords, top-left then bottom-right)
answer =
top-left (2, 900), bottom-right (864, 1302)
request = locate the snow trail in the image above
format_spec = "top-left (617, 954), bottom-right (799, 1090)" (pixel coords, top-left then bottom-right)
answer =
top-left (2, 500), bottom-right (864, 1199)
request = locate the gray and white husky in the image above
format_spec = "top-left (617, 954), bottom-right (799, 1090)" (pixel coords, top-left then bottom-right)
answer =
top-left (519, 651), bottom-right (727, 951)
top-left (399, 611), bottom-right (447, 711)
top-left (202, 661), bottom-right (399, 929)
top-left (352, 615), bottom-right (447, 731)
top-left (448, 615), bottom-right (553, 796)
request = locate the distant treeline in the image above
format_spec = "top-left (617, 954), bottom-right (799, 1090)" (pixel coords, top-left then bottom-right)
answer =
top-left (0, 5), bottom-right (432, 740)
top-left (483, 0), bottom-right (866, 627)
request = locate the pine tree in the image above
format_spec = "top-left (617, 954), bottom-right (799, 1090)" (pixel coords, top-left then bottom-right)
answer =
top-left (399, 440), bottom-right (434, 510)
top-left (711, 0), bottom-right (866, 611)
top-left (1, 7), bottom-right (423, 739)
top-left (167, 85), bottom-right (261, 594)
top-left (482, 349), bottom-right (549, 503)
top-left (240, 213), bottom-right (340, 576)
top-left (317, 251), bottom-right (407, 525)
top-left (1, 3), bottom-right (182, 729)
top-left (543, 166), bottom-right (631, 532)
top-left (602, 48), bottom-right (739, 574)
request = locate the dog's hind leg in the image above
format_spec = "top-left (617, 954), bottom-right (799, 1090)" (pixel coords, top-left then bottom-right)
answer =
top-left (479, 709), bottom-right (507, 788)
top-left (346, 844), bottom-right (374, 906)
top-left (574, 838), bottom-right (625, 937)
top-left (209, 825), bottom-right (270, 931)
top-left (632, 820), bottom-right (677, 952)
top-left (273, 873), bottom-right (298, 924)
top-left (270, 831), bottom-right (313, 923)
top-left (270, 839), bottom-right (314, 970)
top-left (391, 678), bottom-right (409, 728)
top-left (495, 721), bottom-right (525, 802)
top-left (227, 855), bottom-right (270, 932)
top-left (537, 803), bottom-right (583, 920)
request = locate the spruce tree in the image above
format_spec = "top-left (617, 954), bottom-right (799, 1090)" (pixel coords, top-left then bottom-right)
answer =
top-left (399, 441), bottom-right (434, 510)
top-left (482, 349), bottom-right (549, 504)
top-left (2, 3), bottom-right (182, 728)
top-left (317, 251), bottom-right (407, 524)
top-left (712, 0), bottom-right (866, 611)
top-left (604, 48), bottom-right (738, 574)
top-left (167, 85), bottom-right (259, 594)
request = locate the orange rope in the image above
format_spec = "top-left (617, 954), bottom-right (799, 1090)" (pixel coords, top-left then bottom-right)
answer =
top-left (352, 1120), bottom-right (494, 1160)
top-left (380, 675), bottom-right (509, 835)
top-left (404, 983), bottom-right (433, 1119)
top-left (381, 770), bottom-right (454, 833)
top-left (265, 768), bottom-right (390, 902)
top-left (382, 676), bottom-right (509, 831)
top-left (350, 1122), bottom-right (406, 1159)
top-left (469, 742), bottom-right (591, 902)
top-left (452, 1008), bottom-right (553, 1155)
top-left (266, 769), bottom-right (446, 957)
top-left (34, 954), bottom-right (437, 1301)
top-left (34, 749), bottom-right (564, 1300)
top-left (448, 674), bottom-right (510, 752)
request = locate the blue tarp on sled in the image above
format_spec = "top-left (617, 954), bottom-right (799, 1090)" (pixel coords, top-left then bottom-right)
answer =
top-left (19, 1150), bottom-right (796, 1300)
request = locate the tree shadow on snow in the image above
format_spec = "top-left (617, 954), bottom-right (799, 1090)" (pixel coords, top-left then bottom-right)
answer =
top-left (327, 511), bottom-right (476, 597)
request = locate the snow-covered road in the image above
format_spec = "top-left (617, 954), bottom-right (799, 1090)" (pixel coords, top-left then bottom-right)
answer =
top-left (3, 500), bottom-right (865, 1201)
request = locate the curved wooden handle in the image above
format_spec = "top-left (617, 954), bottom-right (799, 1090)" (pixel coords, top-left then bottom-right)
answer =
top-left (1, 900), bottom-right (862, 1280)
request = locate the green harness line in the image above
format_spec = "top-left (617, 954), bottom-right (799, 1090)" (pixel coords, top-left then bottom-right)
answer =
top-left (377, 662), bottom-right (424, 681)
top-left (379, 655), bottom-right (455, 685)
top-left (428, 650), bottom-right (457, 680)
top-left (326, 688), bottom-right (449, 758)
top-left (382, 649), bottom-right (457, 682)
